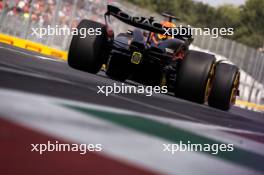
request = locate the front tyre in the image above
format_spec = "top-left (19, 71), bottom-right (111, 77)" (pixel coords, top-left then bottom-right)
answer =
top-left (68, 20), bottom-right (108, 74)
top-left (208, 63), bottom-right (240, 111)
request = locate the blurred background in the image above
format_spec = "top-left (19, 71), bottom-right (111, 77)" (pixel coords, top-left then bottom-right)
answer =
top-left (0, 0), bottom-right (107, 49)
top-left (0, 0), bottom-right (263, 107)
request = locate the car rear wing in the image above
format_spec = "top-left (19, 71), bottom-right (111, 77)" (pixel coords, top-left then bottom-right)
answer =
top-left (105, 5), bottom-right (192, 41)
top-left (105, 5), bottom-right (166, 34)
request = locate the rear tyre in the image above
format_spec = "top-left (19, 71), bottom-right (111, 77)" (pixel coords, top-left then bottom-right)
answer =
top-left (208, 63), bottom-right (240, 110)
top-left (68, 19), bottom-right (108, 74)
top-left (175, 50), bottom-right (216, 103)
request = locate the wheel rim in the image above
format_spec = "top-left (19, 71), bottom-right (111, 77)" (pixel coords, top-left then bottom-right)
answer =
top-left (204, 63), bottom-right (216, 102)
top-left (230, 72), bottom-right (240, 105)
top-left (160, 73), bottom-right (167, 87)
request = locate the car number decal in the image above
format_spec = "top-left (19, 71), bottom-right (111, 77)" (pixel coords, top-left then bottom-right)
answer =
top-left (131, 52), bottom-right (142, 64)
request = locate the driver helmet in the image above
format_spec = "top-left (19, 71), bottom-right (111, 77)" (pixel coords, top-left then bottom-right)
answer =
top-left (151, 21), bottom-right (176, 45)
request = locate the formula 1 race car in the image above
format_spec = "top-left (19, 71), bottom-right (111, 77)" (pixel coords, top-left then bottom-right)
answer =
top-left (68, 5), bottom-right (240, 111)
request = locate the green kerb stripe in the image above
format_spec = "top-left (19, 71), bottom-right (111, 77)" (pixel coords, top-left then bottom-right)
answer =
top-left (65, 104), bottom-right (264, 173)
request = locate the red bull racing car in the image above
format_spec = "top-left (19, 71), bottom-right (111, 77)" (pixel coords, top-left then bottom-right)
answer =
top-left (68, 5), bottom-right (240, 111)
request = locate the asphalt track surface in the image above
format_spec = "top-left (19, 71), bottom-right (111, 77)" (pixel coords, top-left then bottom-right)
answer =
top-left (0, 43), bottom-right (263, 134)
